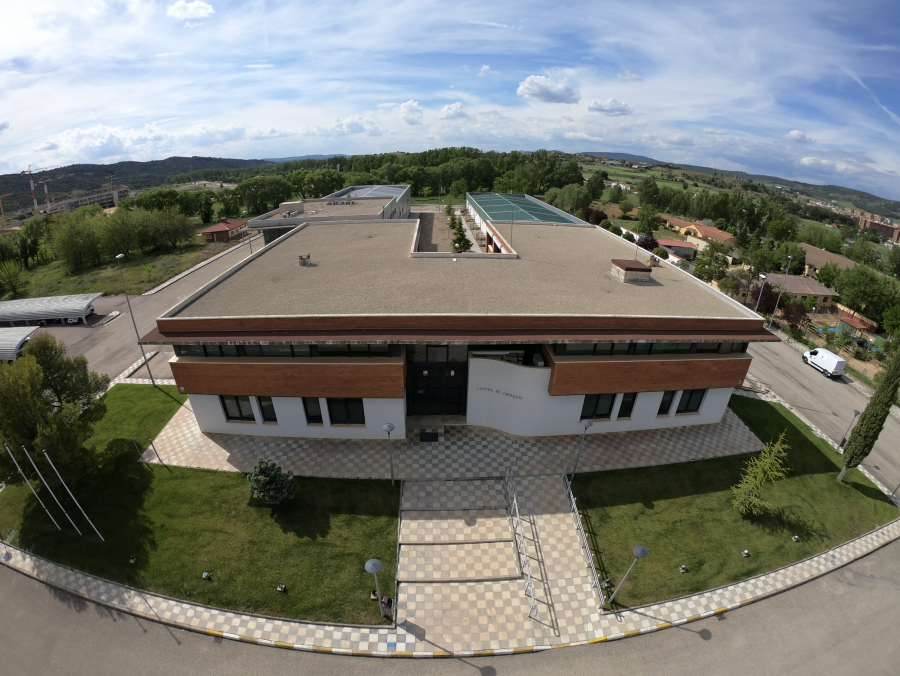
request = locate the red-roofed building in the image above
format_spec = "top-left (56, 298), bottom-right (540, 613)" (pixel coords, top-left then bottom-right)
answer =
top-left (656, 238), bottom-right (698, 261)
top-left (663, 215), bottom-right (738, 249)
top-left (200, 218), bottom-right (248, 244)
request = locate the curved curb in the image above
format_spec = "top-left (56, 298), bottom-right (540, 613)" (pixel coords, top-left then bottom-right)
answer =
top-left (3, 514), bottom-right (899, 658)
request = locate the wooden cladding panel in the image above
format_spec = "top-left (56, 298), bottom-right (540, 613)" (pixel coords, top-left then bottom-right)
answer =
top-left (547, 356), bottom-right (751, 395)
top-left (158, 314), bottom-right (767, 334)
top-left (171, 360), bottom-right (405, 398)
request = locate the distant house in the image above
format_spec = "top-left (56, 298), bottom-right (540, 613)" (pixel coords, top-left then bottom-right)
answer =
top-left (662, 215), bottom-right (738, 249)
top-left (656, 238), bottom-right (698, 261)
top-left (797, 243), bottom-right (856, 279)
top-left (763, 274), bottom-right (838, 310)
top-left (200, 218), bottom-right (247, 244)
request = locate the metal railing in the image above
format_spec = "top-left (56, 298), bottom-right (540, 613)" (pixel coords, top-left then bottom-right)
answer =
top-left (561, 467), bottom-right (606, 606)
top-left (504, 468), bottom-right (537, 617)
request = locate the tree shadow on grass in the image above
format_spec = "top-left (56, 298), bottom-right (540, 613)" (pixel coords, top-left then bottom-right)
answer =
top-left (17, 438), bottom-right (156, 588)
top-left (744, 507), bottom-right (824, 541)
top-left (265, 477), bottom-right (401, 541)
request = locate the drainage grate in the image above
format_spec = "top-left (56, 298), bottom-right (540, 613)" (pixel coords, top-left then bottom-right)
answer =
top-left (419, 432), bottom-right (439, 442)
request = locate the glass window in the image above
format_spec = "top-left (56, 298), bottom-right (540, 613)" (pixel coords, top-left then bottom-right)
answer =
top-left (241, 344), bottom-right (262, 357)
top-left (658, 390), bottom-right (676, 415)
top-left (203, 344), bottom-right (222, 357)
top-left (317, 344), bottom-right (350, 357)
top-left (737, 342), bottom-right (749, 353)
top-left (426, 346), bottom-right (448, 363)
top-left (632, 343), bottom-right (652, 355)
top-left (718, 342), bottom-right (733, 354)
top-left (595, 342), bottom-right (613, 356)
top-left (302, 397), bottom-right (323, 424)
top-left (611, 342), bottom-right (630, 356)
top-left (676, 389), bottom-right (706, 414)
top-left (350, 344), bottom-right (370, 357)
top-left (618, 392), bottom-right (638, 418)
top-left (677, 343), bottom-right (694, 354)
top-left (653, 342), bottom-right (678, 355)
top-left (369, 344), bottom-right (390, 357)
top-left (581, 393), bottom-right (616, 420)
top-left (258, 396), bottom-right (277, 422)
top-left (221, 395), bottom-right (254, 421)
top-left (695, 343), bottom-right (720, 353)
top-left (292, 344), bottom-right (311, 357)
top-left (566, 342), bottom-right (595, 355)
top-left (220, 344), bottom-right (239, 357)
top-left (448, 345), bottom-right (468, 362)
top-left (327, 398), bottom-right (366, 425)
top-left (261, 344), bottom-right (292, 358)
top-left (178, 345), bottom-right (205, 357)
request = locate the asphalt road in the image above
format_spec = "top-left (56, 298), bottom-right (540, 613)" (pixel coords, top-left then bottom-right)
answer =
top-left (1, 538), bottom-right (898, 676)
top-left (36, 239), bottom-right (260, 380)
top-left (748, 340), bottom-right (900, 496)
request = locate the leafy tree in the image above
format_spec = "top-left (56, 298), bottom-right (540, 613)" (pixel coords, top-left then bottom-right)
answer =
top-left (781, 302), bottom-right (808, 328)
top-left (607, 184), bottom-right (624, 204)
top-left (51, 210), bottom-right (103, 272)
top-left (816, 261), bottom-right (841, 289)
top-left (216, 188), bottom-right (242, 219)
top-left (18, 217), bottom-right (48, 268)
top-left (546, 160), bottom-right (583, 190)
top-left (452, 228), bottom-right (472, 252)
top-left (717, 276), bottom-right (741, 298)
top-left (621, 230), bottom-right (635, 243)
top-left (652, 246), bottom-right (669, 260)
top-left (148, 207), bottom-right (196, 250)
top-left (888, 246), bottom-right (900, 280)
top-left (881, 305), bottom-right (900, 338)
top-left (844, 238), bottom-right (881, 267)
top-left (197, 190), bottom-right (216, 225)
top-left (618, 199), bottom-right (634, 217)
top-left (731, 432), bottom-right (790, 516)
top-left (637, 176), bottom-right (660, 207)
top-left (693, 241), bottom-right (730, 282)
top-left (0, 259), bottom-right (25, 298)
top-left (236, 175), bottom-right (294, 214)
top-left (585, 173), bottom-right (605, 201)
top-left (450, 178), bottom-right (468, 198)
top-left (637, 202), bottom-right (664, 236)
top-left (767, 216), bottom-right (798, 242)
top-left (771, 241), bottom-right (806, 275)
top-left (599, 219), bottom-right (613, 231)
top-left (840, 348), bottom-right (900, 482)
top-left (834, 265), bottom-right (882, 317)
top-left (175, 191), bottom-right (201, 217)
top-left (248, 458), bottom-right (298, 504)
top-left (132, 188), bottom-right (180, 212)
top-left (556, 183), bottom-right (591, 213)
top-left (100, 207), bottom-right (141, 257)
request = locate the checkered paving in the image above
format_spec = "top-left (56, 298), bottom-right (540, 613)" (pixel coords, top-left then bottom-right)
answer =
top-left (400, 510), bottom-right (511, 543)
top-left (398, 542), bottom-right (520, 581)
top-left (401, 479), bottom-right (506, 511)
top-left (146, 402), bottom-right (763, 481)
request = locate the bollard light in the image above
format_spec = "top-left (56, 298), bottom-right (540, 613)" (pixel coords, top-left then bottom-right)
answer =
top-left (276, 583), bottom-right (286, 593)
top-left (129, 555), bottom-right (137, 565)
top-left (679, 565), bottom-right (688, 573)
top-left (742, 549), bottom-right (750, 558)
top-left (202, 571), bottom-right (211, 580)
top-left (792, 535), bottom-right (800, 542)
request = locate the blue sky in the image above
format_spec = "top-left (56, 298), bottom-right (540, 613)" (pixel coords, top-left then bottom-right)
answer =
top-left (2, 0), bottom-right (900, 199)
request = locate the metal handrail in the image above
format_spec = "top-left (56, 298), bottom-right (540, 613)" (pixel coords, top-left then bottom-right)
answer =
top-left (504, 468), bottom-right (537, 617)
top-left (561, 467), bottom-right (606, 606)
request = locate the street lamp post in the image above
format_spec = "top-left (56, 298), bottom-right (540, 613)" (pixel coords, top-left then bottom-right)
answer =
top-left (116, 254), bottom-right (154, 385)
top-left (382, 423), bottom-right (395, 486)
top-left (766, 256), bottom-right (792, 329)
top-left (838, 410), bottom-right (861, 449)
top-left (365, 558), bottom-right (388, 618)
top-left (570, 419), bottom-right (593, 480)
top-left (606, 545), bottom-right (649, 609)
top-left (753, 273), bottom-right (767, 314)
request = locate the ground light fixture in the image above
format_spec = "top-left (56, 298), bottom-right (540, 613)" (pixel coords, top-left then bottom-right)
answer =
top-left (365, 558), bottom-right (388, 618)
top-left (116, 253), bottom-right (155, 385)
top-left (383, 423), bottom-right (395, 486)
top-left (129, 555), bottom-right (137, 564)
top-left (570, 419), bottom-right (594, 480)
top-left (679, 565), bottom-right (688, 573)
top-left (742, 549), bottom-right (751, 557)
top-left (606, 545), bottom-right (648, 610)
top-left (276, 583), bottom-right (286, 593)
top-left (792, 535), bottom-right (800, 542)
top-left (202, 571), bottom-right (211, 580)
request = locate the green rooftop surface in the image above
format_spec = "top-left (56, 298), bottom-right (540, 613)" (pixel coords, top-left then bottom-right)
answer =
top-left (466, 192), bottom-right (585, 225)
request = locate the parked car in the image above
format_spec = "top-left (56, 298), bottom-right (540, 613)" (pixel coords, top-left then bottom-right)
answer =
top-left (802, 348), bottom-right (846, 378)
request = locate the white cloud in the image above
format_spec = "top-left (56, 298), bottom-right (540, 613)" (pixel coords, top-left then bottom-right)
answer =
top-left (244, 63), bottom-right (274, 69)
top-left (38, 141), bottom-right (58, 150)
top-left (588, 98), bottom-right (633, 116)
top-left (784, 129), bottom-right (815, 144)
top-left (183, 21), bottom-right (202, 29)
top-left (517, 75), bottom-right (580, 104)
top-left (166, 1), bottom-right (214, 20)
top-left (439, 102), bottom-right (468, 120)
top-left (400, 100), bottom-right (424, 125)
top-left (565, 131), bottom-right (603, 142)
top-left (0, 122), bottom-right (9, 135)
top-left (465, 20), bottom-right (514, 29)
top-left (618, 69), bottom-right (641, 82)
top-left (668, 133), bottom-right (693, 146)
top-left (478, 65), bottom-right (495, 77)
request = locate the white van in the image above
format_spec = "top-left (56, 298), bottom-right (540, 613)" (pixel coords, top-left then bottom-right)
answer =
top-left (803, 348), bottom-right (846, 378)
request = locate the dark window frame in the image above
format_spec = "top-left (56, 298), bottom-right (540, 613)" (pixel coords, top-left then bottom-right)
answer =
top-left (617, 392), bottom-right (638, 418)
top-left (257, 396), bottom-right (278, 423)
top-left (581, 393), bottom-right (617, 420)
top-left (658, 390), bottom-right (677, 416)
top-left (220, 395), bottom-right (255, 422)
top-left (302, 397), bottom-right (323, 425)
top-left (326, 398), bottom-right (366, 425)
top-left (676, 389), bottom-right (707, 414)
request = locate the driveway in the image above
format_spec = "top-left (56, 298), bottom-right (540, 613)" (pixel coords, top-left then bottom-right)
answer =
top-left (35, 241), bottom-right (259, 380)
top-left (748, 340), bottom-right (900, 495)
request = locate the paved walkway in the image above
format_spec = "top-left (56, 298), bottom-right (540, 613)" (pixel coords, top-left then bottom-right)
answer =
top-left (144, 400), bottom-right (763, 479)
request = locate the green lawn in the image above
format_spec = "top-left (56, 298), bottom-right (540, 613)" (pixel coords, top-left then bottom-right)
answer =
top-left (1, 384), bottom-right (399, 624)
top-left (10, 238), bottom-right (241, 300)
top-left (573, 396), bottom-right (897, 610)
top-left (614, 219), bottom-right (684, 241)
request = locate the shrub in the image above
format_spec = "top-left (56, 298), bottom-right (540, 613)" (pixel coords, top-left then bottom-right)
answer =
top-left (599, 219), bottom-right (612, 230)
top-left (731, 432), bottom-right (789, 516)
top-left (652, 247), bottom-right (669, 260)
top-left (621, 230), bottom-right (635, 243)
top-left (248, 458), bottom-right (299, 505)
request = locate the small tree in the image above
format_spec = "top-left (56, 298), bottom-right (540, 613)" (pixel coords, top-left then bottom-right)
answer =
top-left (621, 230), bottom-right (635, 243)
top-left (444, 200), bottom-right (453, 216)
top-left (839, 349), bottom-right (900, 482)
top-left (781, 302), bottom-right (808, 329)
top-left (732, 432), bottom-right (790, 515)
top-left (717, 276), bottom-right (741, 298)
top-left (816, 261), bottom-right (841, 289)
top-left (693, 242), bottom-right (730, 282)
top-left (618, 199), bottom-right (634, 217)
top-left (248, 458), bottom-right (299, 504)
top-left (750, 281), bottom-right (778, 314)
top-left (0, 259), bottom-right (25, 298)
top-left (652, 247), bottom-right (669, 260)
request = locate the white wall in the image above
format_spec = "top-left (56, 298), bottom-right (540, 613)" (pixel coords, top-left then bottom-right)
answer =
top-left (189, 394), bottom-right (406, 439)
top-left (465, 357), bottom-right (731, 437)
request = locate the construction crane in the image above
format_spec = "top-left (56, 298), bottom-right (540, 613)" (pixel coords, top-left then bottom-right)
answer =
top-left (21, 166), bottom-right (39, 215)
top-left (0, 193), bottom-right (12, 228)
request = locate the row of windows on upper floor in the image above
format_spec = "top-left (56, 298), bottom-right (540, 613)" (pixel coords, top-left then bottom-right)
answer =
top-left (553, 341), bottom-right (750, 357)
top-left (176, 341), bottom-right (750, 360)
top-left (582, 388), bottom-right (706, 420)
top-left (220, 395), bottom-right (364, 426)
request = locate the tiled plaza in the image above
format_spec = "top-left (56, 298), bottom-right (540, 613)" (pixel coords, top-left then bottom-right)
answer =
top-left (143, 400), bottom-right (764, 479)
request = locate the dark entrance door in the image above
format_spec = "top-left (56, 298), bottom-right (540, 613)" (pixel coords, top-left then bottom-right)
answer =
top-left (407, 345), bottom-right (468, 415)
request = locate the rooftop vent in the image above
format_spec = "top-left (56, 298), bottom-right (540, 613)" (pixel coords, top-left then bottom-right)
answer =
top-left (299, 254), bottom-right (311, 266)
top-left (611, 259), bottom-right (652, 284)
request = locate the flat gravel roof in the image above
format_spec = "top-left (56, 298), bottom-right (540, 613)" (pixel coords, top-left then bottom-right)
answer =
top-left (173, 220), bottom-right (753, 320)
